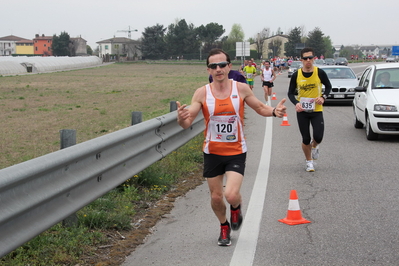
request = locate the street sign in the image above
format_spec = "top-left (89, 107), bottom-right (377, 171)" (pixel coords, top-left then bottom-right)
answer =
top-left (236, 42), bottom-right (250, 57)
top-left (392, 46), bottom-right (399, 56)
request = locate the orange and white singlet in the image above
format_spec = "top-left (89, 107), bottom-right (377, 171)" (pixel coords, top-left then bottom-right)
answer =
top-left (202, 80), bottom-right (247, 155)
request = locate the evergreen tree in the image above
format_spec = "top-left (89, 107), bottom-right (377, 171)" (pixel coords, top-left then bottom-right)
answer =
top-left (165, 19), bottom-right (200, 59)
top-left (86, 45), bottom-right (93, 55)
top-left (197, 22), bottom-right (225, 54)
top-left (140, 24), bottom-right (167, 59)
top-left (323, 36), bottom-right (334, 58)
top-left (307, 27), bottom-right (325, 57)
top-left (52, 32), bottom-right (71, 56)
top-left (285, 27), bottom-right (302, 57)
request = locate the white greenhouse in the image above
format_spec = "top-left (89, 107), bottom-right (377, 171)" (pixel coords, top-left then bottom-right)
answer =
top-left (0, 56), bottom-right (103, 76)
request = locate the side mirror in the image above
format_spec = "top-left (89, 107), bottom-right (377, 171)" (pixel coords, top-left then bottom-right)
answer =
top-left (354, 86), bottom-right (366, 92)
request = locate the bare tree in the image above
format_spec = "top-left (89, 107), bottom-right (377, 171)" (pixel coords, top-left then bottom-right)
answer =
top-left (254, 28), bottom-right (270, 59)
top-left (268, 39), bottom-right (282, 58)
top-left (300, 25), bottom-right (308, 44)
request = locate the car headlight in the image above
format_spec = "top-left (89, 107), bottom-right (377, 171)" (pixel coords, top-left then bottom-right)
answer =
top-left (374, 104), bottom-right (397, 112)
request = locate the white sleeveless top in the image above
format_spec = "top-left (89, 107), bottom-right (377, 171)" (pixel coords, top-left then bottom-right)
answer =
top-left (263, 68), bottom-right (273, 82)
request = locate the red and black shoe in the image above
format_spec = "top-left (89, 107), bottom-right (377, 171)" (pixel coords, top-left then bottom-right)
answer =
top-left (218, 224), bottom-right (231, 246)
top-left (230, 206), bottom-right (243, 231)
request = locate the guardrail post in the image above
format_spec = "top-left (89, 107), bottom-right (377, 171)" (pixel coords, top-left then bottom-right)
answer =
top-left (170, 101), bottom-right (177, 112)
top-left (60, 129), bottom-right (79, 227)
top-left (60, 129), bottom-right (76, 149)
top-left (131, 111), bottom-right (142, 125)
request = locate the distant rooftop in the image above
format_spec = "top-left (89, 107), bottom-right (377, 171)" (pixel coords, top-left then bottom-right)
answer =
top-left (0, 35), bottom-right (30, 41)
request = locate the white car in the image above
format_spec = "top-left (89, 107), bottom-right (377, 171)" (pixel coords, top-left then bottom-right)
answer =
top-left (353, 63), bottom-right (399, 140)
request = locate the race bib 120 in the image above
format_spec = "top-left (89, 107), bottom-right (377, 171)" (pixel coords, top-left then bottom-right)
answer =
top-left (209, 115), bottom-right (238, 142)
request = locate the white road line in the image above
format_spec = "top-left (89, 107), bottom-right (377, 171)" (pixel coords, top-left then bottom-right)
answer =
top-left (229, 116), bottom-right (273, 266)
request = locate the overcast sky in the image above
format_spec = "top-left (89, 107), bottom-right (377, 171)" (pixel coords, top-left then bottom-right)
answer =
top-left (2, 0), bottom-right (398, 50)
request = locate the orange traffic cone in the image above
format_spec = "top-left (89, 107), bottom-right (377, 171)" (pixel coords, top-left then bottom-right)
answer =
top-left (280, 113), bottom-right (291, 126)
top-left (271, 92), bottom-right (277, 100)
top-left (278, 190), bottom-right (311, 225)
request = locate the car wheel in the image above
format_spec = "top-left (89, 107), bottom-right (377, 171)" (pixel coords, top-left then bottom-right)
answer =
top-left (366, 115), bottom-right (378, 140)
top-left (353, 107), bottom-right (363, 128)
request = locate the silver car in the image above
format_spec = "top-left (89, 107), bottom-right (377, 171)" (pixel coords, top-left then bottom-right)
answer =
top-left (335, 57), bottom-right (348, 66)
top-left (324, 58), bottom-right (335, 65)
top-left (386, 57), bottom-right (398, 63)
top-left (288, 61), bottom-right (302, 78)
top-left (318, 66), bottom-right (358, 102)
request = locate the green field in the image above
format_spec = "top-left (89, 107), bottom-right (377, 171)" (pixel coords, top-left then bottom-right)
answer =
top-left (0, 62), bottom-right (209, 169)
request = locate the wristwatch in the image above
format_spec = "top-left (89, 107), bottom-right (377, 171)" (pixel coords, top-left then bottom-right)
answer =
top-left (322, 94), bottom-right (327, 100)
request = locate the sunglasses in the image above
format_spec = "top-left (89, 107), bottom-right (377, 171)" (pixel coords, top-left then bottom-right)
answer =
top-left (302, 56), bottom-right (314, 61)
top-left (208, 61), bottom-right (229, 69)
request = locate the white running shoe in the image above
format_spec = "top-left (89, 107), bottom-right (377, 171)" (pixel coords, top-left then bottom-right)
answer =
top-left (312, 145), bottom-right (319, 160)
top-left (306, 160), bottom-right (315, 172)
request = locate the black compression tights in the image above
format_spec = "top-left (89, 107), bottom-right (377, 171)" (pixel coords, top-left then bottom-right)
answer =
top-left (296, 111), bottom-right (324, 145)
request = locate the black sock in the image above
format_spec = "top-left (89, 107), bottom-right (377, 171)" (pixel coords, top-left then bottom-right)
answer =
top-left (221, 220), bottom-right (229, 226)
top-left (230, 204), bottom-right (241, 211)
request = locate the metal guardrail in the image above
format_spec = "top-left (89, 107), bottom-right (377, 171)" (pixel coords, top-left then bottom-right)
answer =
top-left (0, 110), bottom-right (204, 257)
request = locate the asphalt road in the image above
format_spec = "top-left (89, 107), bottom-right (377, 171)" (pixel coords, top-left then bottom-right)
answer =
top-left (122, 63), bottom-right (399, 266)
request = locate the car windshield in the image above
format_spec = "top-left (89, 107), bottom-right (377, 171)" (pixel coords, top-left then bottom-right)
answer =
top-left (290, 62), bottom-right (302, 68)
top-left (321, 67), bottom-right (356, 79)
top-left (373, 68), bottom-right (399, 89)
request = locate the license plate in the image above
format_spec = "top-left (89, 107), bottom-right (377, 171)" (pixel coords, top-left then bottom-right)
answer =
top-left (334, 94), bottom-right (345, 98)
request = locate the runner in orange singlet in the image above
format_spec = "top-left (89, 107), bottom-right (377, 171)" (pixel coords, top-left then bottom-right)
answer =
top-left (177, 48), bottom-right (287, 246)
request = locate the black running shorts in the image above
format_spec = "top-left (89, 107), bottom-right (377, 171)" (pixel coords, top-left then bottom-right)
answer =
top-left (203, 153), bottom-right (247, 178)
top-left (262, 81), bottom-right (274, 87)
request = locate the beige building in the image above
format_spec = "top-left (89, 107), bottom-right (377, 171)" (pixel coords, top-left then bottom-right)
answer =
top-left (251, 34), bottom-right (289, 59)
